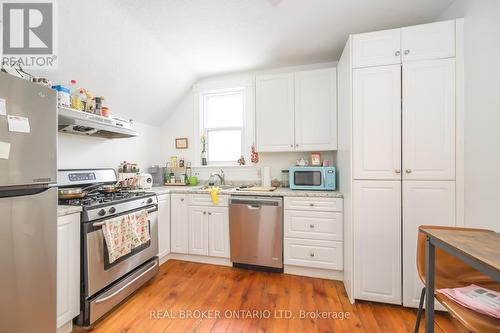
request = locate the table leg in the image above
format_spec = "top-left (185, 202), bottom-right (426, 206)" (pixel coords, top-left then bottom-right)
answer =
top-left (425, 236), bottom-right (435, 333)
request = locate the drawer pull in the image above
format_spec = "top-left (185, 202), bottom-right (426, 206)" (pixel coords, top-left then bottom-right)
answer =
top-left (310, 253), bottom-right (315, 257)
top-left (309, 224), bottom-right (315, 229)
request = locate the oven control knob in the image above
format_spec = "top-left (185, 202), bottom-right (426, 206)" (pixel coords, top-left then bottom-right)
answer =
top-left (109, 207), bottom-right (116, 214)
top-left (98, 209), bottom-right (106, 216)
top-left (147, 198), bottom-right (153, 204)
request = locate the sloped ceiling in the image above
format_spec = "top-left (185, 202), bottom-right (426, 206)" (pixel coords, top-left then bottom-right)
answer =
top-left (39, 0), bottom-right (454, 124)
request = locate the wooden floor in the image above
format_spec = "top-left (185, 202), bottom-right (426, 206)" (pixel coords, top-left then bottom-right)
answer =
top-left (79, 260), bottom-right (464, 333)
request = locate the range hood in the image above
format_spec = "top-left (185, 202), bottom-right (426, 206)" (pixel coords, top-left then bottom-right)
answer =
top-left (58, 107), bottom-right (138, 139)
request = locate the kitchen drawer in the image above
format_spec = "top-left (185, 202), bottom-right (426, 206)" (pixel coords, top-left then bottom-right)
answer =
top-left (157, 194), bottom-right (169, 202)
top-left (284, 238), bottom-right (343, 270)
top-left (284, 197), bottom-right (343, 212)
top-left (285, 210), bottom-right (343, 241)
top-left (189, 194), bottom-right (229, 207)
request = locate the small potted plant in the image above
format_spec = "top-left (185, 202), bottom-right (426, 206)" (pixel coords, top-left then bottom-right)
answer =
top-left (200, 134), bottom-right (208, 166)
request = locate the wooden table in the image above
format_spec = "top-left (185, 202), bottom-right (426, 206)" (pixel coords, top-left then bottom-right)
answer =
top-left (420, 228), bottom-right (500, 333)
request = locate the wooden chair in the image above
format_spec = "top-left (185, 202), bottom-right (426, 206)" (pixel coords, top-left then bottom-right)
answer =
top-left (415, 225), bottom-right (500, 333)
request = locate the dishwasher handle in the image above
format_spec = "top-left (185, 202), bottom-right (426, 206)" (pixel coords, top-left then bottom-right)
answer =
top-left (229, 197), bottom-right (282, 207)
top-left (247, 204), bottom-right (261, 210)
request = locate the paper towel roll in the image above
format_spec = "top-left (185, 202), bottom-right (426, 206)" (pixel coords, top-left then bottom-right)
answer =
top-left (262, 167), bottom-right (271, 187)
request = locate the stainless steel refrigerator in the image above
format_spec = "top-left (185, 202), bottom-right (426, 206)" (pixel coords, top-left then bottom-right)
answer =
top-left (0, 72), bottom-right (57, 333)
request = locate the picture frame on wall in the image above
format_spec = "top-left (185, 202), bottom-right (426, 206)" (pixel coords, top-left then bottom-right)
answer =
top-left (310, 153), bottom-right (321, 166)
top-left (175, 138), bottom-right (188, 149)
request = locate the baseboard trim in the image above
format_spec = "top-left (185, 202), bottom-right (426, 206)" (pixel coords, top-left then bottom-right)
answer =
top-left (284, 265), bottom-right (343, 281)
top-left (159, 253), bottom-right (232, 267)
top-left (56, 321), bottom-right (73, 333)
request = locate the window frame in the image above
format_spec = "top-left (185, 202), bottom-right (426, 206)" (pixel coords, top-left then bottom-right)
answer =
top-left (194, 77), bottom-right (255, 167)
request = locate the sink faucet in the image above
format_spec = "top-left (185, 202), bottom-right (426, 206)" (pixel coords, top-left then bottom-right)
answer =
top-left (210, 169), bottom-right (225, 185)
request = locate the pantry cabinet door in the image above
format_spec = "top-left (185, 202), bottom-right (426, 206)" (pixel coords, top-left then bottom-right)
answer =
top-left (402, 181), bottom-right (456, 309)
top-left (352, 28), bottom-right (401, 68)
top-left (294, 68), bottom-right (337, 151)
top-left (157, 194), bottom-right (171, 259)
top-left (401, 20), bottom-right (455, 62)
top-left (171, 194), bottom-right (188, 254)
top-left (57, 213), bottom-right (80, 328)
top-left (403, 58), bottom-right (455, 180)
top-left (354, 181), bottom-right (401, 305)
top-left (208, 207), bottom-right (230, 258)
top-left (353, 65), bottom-right (402, 180)
top-left (256, 73), bottom-right (295, 152)
top-left (188, 206), bottom-right (209, 256)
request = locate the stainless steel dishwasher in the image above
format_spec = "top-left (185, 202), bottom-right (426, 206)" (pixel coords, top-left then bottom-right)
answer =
top-left (229, 196), bottom-right (283, 271)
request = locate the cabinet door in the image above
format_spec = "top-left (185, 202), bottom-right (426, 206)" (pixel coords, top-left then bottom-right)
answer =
top-left (402, 20), bottom-right (455, 62)
top-left (208, 206), bottom-right (230, 258)
top-left (403, 181), bottom-right (455, 309)
top-left (157, 194), bottom-right (171, 259)
top-left (403, 58), bottom-right (455, 180)
top-left (353, 65), bottom-right (402, 180)
top-left (354, 181), bottom-right (401, 304)
top-left (57, 213), bottom-right (80, 328)
top-left (352, 28), bottom-right (401, 68)
top-left (171, 194), bottom-right (188, 254)
top-left (294, 68), bottom-right (337, 151)
top-left (256, 73), bottom-right (295, 152)
top-left (188, 206), bottom-right (209, 256)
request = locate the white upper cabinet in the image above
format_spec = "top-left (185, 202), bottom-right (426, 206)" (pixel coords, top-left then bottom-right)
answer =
top-left (171, 194), bottom-right (188, 254)
top-left (402, 181), bottom-right (456, 308)
top-left (403, 58), bottom-right (456, 180)
top-left (353, 65), bottom-right (402, 180)
top-left (256, 73), bottom-right (295, 152)
top-left (354, 180), bottom-right (402, 305)
top-left (401, 20), bottom-right (455, 62)
top-left (208, 207), bottom-right (230, 258)
top-left (352, 28), bottom-right (401, 68)
top-left (294, 68), bottom-right (337, 151)
top-left (157, 194), bottom-right (171, 259)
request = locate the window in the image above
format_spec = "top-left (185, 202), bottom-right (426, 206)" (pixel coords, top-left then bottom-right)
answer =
top-left (201, 89), bottom-right (245, 165)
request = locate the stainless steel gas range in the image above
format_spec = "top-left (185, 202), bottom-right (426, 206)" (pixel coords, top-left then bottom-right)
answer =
top-left (58, 169), bottom-right (159, 326)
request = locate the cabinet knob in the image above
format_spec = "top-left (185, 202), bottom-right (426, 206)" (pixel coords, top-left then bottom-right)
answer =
top-left (405, 169), bottom-right (412, 173)
top-left (404, 49), bottom-right (410, 55)
top-left (395, 169), bottom-right (401, 174)
top-left (295, 144), bottom-right (299, 147)
top-left (208, 212), bottom-right (212, 215)
top-left (203, 211), bottom-right (207, 215)
top-left (309, 224), bottom-right (315, 229)
top-left (395, 50), bottom-right (401, 56)
top-left (180, 198), bottom-right (184, 202)
top-left (310, 253), bottom-right (315, 257)
top-left (290, 144), bottom-right (293, 147)
top-left (309, 203), bottom-right (314, 207)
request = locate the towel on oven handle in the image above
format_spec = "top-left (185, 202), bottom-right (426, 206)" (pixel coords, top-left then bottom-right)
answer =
top-left (101, 209), bottom-right (150, 263)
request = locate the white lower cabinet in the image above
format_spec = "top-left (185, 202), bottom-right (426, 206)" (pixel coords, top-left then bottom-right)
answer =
top-left (403, 181), bottom-right (456, 308)
top-left (57, 213), bottom-right (80, 329)
top-left (284, 197), bottom-right (344, 278)
top-left (157, 194), bottom-right (171, 259)
top-left (188, 206), bottom-right (209, 256)
top-left (208, 206), bottom-right (230, 258)
top-left (171, 194), bottom-right (188, 254)
top-left (353, 180), bottom-right (402, 305)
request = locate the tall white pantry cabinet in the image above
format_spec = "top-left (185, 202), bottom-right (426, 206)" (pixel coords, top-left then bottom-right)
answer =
top-left (337, 19), bottom-right (464, 306)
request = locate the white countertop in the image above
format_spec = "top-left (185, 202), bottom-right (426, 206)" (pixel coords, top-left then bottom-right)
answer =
top-left (58, 205), bottom-right (83, 217)
top-left (149, 186), bottom-right (342, 198)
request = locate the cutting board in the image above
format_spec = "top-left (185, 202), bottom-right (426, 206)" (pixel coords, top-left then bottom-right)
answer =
top-left (239, 186), bottom-right (277, 192)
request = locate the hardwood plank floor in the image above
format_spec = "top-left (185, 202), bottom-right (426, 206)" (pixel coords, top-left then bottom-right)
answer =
top-left (76, 260), bottom-right (463, 333)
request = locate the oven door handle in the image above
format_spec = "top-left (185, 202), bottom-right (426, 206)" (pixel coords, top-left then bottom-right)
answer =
top-left (92, 207), bottom-right (157, 228)
top-left (94, 260), bottom-right (157, 304)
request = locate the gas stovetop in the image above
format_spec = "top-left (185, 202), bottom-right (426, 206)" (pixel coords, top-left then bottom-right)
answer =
top-left (59, 190), bottom-right (154, 209)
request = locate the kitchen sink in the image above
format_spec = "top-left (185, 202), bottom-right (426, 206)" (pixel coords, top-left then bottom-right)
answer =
top-left (197, 185), bottom-right (236, 190)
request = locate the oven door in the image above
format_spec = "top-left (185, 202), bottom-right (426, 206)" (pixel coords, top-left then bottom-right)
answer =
top-left (83, 205), bottom-right (158, 297)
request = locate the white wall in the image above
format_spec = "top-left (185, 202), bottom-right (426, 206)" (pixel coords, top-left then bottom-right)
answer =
top-left (161, 64), bottom-right (337, 183)
top-left (437, 0), bottom-right (500, 231)
top-left (58, 121), bottom-right (163, 171)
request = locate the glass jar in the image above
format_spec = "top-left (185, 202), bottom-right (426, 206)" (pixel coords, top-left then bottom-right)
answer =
top-left (281, 170), bottom-right (289, 187)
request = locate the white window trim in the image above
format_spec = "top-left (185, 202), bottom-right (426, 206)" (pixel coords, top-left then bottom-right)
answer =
top-left (193, 76), bottom-right (255, 167)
